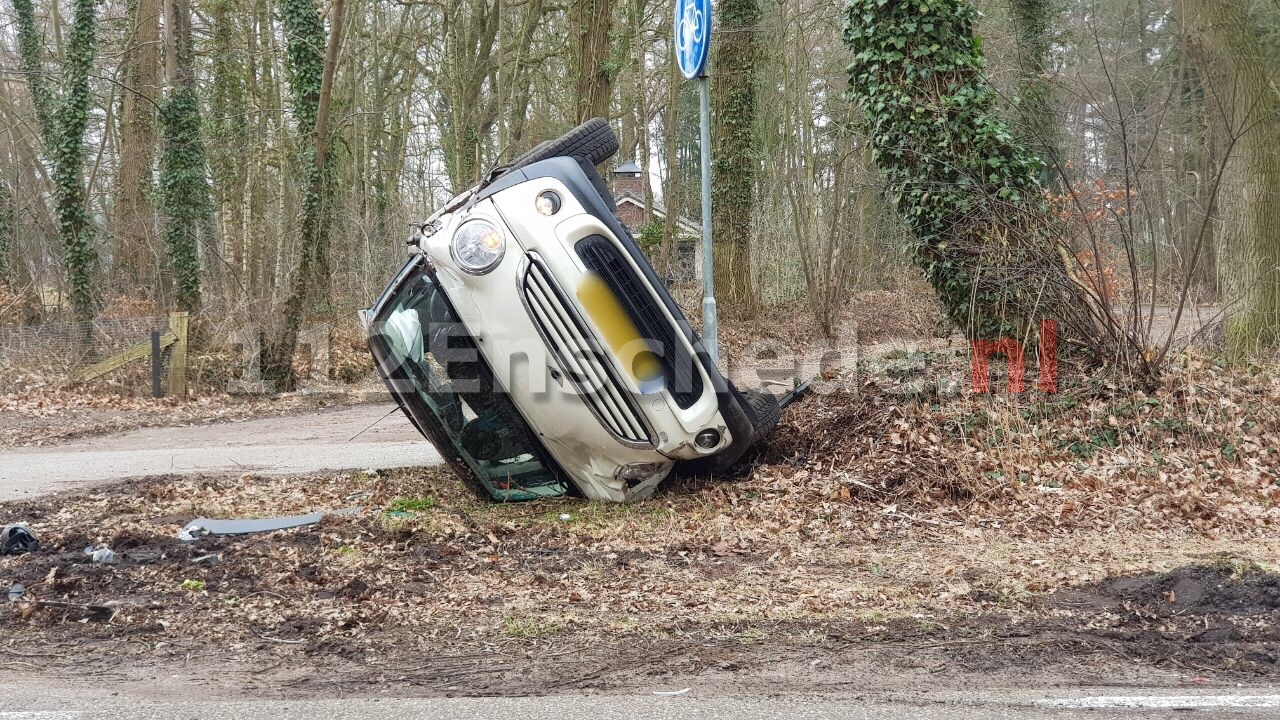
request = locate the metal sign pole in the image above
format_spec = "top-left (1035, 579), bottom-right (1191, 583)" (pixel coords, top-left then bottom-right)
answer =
top-left (675, 0), bottom-right (716, 364)
top-left (698, 76), bottom-right (717, 365)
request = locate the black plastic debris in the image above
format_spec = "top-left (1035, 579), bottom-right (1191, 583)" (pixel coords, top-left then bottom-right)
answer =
top-left (0, 524), bottom-right (39, 556)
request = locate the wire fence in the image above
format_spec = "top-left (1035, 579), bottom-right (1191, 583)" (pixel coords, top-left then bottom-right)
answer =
top-left (0, 315), bottom-right (172, 368)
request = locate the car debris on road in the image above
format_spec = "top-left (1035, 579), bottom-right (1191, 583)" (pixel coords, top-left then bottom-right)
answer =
top-left (0, 524), bottom-right (40, 556)
top-left (179, 507), bottom-right (363, 540)
top-left (84, 546), bottom-right (119, 565)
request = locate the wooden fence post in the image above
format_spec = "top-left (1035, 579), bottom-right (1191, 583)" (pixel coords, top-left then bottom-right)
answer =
top-left (167, 312), bottom-right (189, 398)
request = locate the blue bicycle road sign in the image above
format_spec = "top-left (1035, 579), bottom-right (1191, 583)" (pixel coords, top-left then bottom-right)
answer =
top-left (674, 0), bottom-right (711, 80)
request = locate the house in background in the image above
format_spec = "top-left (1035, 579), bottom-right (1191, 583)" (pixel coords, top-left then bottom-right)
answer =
top-left (611, 162), bottom-right (702, 285)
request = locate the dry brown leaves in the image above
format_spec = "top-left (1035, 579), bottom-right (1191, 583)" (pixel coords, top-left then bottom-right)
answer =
top-left (749, 352), bottom-right (1280, 537)
top-left (712, 269), bottom-right (951, 362)
top-left (1, 353), bottom-right (1278, 659)
top-left (0, 315), bottom-right (381, 447)
top-left (2, 463), bottom-right (1273, 659)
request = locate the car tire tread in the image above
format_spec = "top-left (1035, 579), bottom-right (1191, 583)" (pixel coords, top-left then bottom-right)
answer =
top-left (509, 117), bottom-right (618, 170)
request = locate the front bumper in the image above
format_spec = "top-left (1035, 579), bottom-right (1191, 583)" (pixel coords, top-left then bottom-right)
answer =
top-left (422, 171), bottom-right (749, 500)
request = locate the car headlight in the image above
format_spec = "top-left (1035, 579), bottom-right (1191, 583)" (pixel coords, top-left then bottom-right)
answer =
top-left (450, 219), bottom-right (506, 275)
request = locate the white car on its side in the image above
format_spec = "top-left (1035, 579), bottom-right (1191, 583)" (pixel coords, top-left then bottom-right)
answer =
top-left (364, 119), bottom-right (801, 503)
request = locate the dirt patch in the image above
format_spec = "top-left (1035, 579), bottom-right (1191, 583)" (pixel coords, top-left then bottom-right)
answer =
top-left (1011, 565), bottom-right (1280, 676)
top-left (1056, 564), bottom-right (1280, 617)
top-left (2, 468), bottom-right (1278, 697)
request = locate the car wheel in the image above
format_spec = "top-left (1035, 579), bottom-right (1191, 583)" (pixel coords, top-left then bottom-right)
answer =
top-left (744, 388), bottom-right (781, 443)
top-left (509, 117), bottom-right (619, 170)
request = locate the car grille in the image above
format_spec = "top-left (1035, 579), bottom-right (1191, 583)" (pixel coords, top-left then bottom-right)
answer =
top-left (575, 235), bottom-right (703, 409)
top-left (520, 254), bottom-right (652, 446)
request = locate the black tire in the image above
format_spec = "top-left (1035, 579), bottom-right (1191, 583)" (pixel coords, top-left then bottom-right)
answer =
top-left (744, 389), bottom-right (781, 444)
top-left (509, 117), bottom-right (618, 171)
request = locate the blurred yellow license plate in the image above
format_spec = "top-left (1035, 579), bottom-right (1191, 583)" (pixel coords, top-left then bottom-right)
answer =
top-left (576, 273), bottom-right (664, 393)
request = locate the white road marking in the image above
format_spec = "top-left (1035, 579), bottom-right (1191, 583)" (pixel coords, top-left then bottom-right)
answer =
top-left (1039, 695), bottom-right (1280, 709)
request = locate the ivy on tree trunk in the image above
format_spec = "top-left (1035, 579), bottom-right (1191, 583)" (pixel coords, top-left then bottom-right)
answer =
top-left (281, 0), bottom-right (336, 305)
top-left (159, 0), bottom-right (212, 313)
top-left (844, 0), bottom-right (1064, 340)
top-left (711, 0), bottom-right (761, 319)
top-left (13, 0), bottom-right (99, 320)
top-left (0, 178), bottom-right (13, 281)
top-left (262, 0), bottom-right (345, 390)
top-left (13, 0), bottom-right (53, 143)
top-left (159, 88), bottom-right (211, 313)
top-left (282, 0), bottom-right (325, 136)
top-left (207, 0), bottom-right (251, 295)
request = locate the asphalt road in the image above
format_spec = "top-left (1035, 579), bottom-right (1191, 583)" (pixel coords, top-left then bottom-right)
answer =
top-left (2, 687), bottom-right (1280, 720)
top-left (0, 403), bottom-right (440, 500)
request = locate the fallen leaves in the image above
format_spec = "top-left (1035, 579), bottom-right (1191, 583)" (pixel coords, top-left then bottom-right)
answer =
top-left (753, 352), bottom-right (1280, 537)
top-left (0, 352), bottom-right (1277, 688)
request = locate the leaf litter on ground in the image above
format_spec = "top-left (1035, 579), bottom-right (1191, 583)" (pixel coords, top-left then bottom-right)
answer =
top-left (1, 352), bottom-right (1279, 688)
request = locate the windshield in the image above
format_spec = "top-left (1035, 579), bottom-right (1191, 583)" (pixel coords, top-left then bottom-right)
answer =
top-left (367, 260), bottom-right (567, 501)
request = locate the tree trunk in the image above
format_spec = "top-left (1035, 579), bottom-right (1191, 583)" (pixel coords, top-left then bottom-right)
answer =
top-left (113, 0), bottom-right (162, 297)
top-left (57, 0), bottom-right (98, 321)
top-left (1008, 0), bottom-right (1062, 183)
top-left (208, 0), bottom-right (251, 304)
top-left (659, 58), bottom-right (681, 279)
top-left (1174, 59), bottom-right (1218, 295)
top-left (569, 0), bottom-right (614, 123)
top-left (503, 0), bottom-right (546, 153)
top-left (616, 0), bottom-right (644, 161)
top-left (711, 0), bottom-right (761, 319)
top-left (438, 0), bottom-right (500, 187)
top-left (263, 0), bottom-right (346, 389)
top-left (160, 0), bottom-right (211, 313)
top-left (13, 0), bottom-right (99, 321)
top-left (1177, 0), bottom-right (1280, 356)
top-left (306, 0), bottom-right (343, 309)
top-left (0, 176), bottom-right (13, 282)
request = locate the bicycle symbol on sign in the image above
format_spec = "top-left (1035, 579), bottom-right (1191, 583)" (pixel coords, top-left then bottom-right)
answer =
top-left (675, 0), bottom-right (704, 69)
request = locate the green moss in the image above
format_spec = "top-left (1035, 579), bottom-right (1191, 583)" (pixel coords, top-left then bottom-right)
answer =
top-left (387, 496), bottom-right (438, 513)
